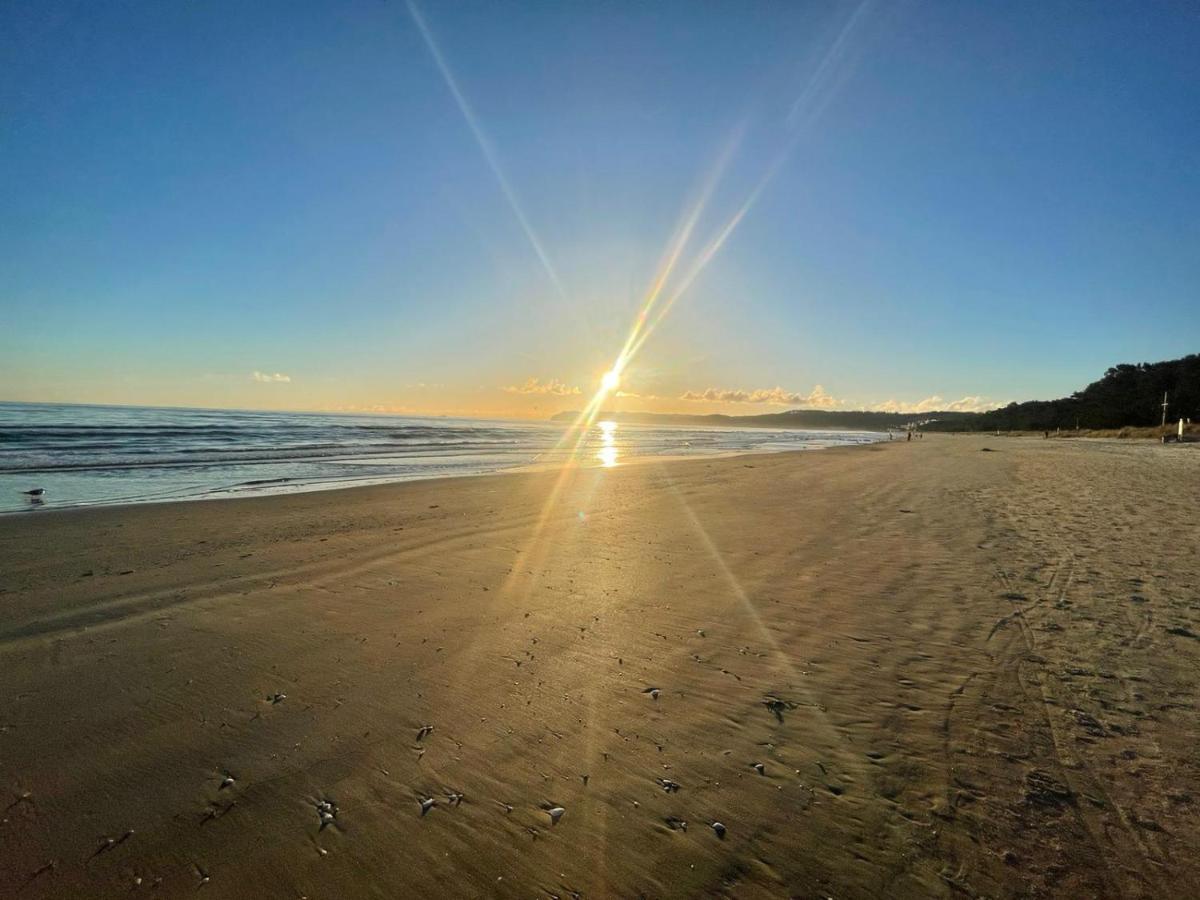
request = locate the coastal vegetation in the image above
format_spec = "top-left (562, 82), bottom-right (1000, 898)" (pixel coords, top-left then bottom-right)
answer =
top-left (923, 354), bottom-right (1199, 432)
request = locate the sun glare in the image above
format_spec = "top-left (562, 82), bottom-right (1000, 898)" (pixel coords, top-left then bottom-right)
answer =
top-left (600, 370), bottom-right (620, 393)
top-left (596, 420), bottom-right (618, 467)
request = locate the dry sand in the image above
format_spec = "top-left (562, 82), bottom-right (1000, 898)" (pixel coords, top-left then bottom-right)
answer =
top-left (1, 435), bottom-right (1198, 899)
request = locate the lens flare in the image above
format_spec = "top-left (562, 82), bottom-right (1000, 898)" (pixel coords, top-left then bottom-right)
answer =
top-left (407, 0), bottom-right (567, 302)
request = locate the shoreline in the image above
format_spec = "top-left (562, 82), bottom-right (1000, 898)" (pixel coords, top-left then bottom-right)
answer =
top-left (2, 435), bottom-right (1198, 898)
top-left (0, 436), bottom-right (885, 518)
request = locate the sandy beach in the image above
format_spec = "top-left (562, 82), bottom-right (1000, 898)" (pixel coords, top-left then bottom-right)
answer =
top-left (1, 435), bottom-right (1198, 899)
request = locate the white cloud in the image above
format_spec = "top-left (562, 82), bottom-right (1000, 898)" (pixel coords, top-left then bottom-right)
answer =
top-left (252, 371), bottom-right (291, 383)
top-left (503, 377), bottom-right (581, 396)
top-left (872, 395), bottom-right (999, 413)
top-left (677, 384), bottom-right (1001, 414)
top-left (679, 384), bottom-right (840, 408)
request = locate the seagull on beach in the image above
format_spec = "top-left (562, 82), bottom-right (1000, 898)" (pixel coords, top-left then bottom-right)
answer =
top-left (23, 488), bottom-right (45, 497)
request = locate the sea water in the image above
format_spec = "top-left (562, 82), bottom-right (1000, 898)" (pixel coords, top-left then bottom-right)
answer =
top-left (0, 402), bottom-right (882, 513)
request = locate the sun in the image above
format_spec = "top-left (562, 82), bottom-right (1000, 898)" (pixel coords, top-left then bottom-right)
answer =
top-left (600, 369), bottom-right (620, 393)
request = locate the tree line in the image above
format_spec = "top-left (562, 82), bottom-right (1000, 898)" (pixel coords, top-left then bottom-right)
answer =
top-left (924, 354), bottom-right (1200, 432)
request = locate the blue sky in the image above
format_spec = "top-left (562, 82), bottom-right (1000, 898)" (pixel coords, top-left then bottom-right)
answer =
top-left (2, 1), bottom-right (1197, 416)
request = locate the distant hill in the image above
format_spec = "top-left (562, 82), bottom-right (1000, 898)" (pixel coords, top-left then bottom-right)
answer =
top-left (922, 354), bottom-right (1199, 432)
top-left (552, 354), bottom-right (1200, 433)
top-left (549, 408), bottom-right (975, 431)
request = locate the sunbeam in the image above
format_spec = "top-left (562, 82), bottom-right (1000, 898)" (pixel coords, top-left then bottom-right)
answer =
top-left (787, 0), bottom-right (875, 129)
top-left (624, 1), bottom-right (876, 365)
top-left (490, 0), bottom-right (878, 620)
top-left (543, 124), bottom-right (747, 463)
top-left (653, 461), bottom-right (844, 740)
top-left (407, 0), bottom-right (567, 300)
top-left (607, 123), bottom-right (747, 379)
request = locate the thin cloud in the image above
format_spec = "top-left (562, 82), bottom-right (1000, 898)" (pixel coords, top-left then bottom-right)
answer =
top-left (680, 384), bottom-right (839, 408)
top-left (252, 371), bottom-right (291, 383)
top-left (614, 389), bottom-right (657, 400)
top-left (872, 395), bottom-right (999, 413)
top-left (503, 377), bottom-right (581, 396)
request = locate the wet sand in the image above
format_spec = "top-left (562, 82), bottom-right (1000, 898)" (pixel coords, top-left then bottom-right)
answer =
top-left (1, 435), bottom-right (1198, 898)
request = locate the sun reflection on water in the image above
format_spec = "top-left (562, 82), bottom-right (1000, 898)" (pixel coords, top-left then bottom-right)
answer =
top-left (596, 420), bottom-right (618, 468)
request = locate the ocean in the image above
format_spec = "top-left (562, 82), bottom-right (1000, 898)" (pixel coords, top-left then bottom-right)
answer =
top-left (0, 402), bottom-right (883, 513)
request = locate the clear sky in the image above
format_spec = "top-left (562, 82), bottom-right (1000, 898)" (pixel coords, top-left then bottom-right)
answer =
top-left (3, 1), bottom-right (1197, 418)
